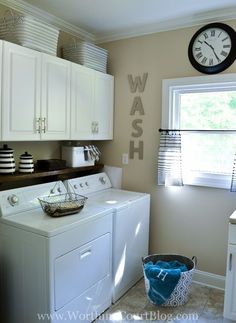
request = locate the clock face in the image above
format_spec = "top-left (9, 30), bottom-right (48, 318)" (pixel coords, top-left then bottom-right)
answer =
top-left (188, 23), bottom-right (236, 74)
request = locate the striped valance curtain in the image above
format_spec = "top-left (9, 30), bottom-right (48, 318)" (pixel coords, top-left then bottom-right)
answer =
top-left (231, 154), bottom-right (236, 191)
top-left (157, 131), bottom-right (183, 186)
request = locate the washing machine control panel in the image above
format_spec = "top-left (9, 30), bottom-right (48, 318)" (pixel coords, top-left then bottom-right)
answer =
top-left (0, 181), bottom-right (67, 217)
top-left (67, 173), bottom-right (112, 195)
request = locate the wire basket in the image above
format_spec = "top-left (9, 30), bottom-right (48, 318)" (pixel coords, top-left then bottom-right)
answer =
top-left (38, 192), bottom-right (87, 217)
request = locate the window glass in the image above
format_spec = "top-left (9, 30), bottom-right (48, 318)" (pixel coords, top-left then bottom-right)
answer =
top-left (180, 91), bottom-right (236, 178)
top-left (180, 91), bottom-right (236, 130)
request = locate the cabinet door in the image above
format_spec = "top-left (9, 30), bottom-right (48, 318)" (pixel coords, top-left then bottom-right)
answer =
top-left (2, 42), bottom-right (41, 140)
top-left (93, 72), bottom-right (114, 140)
top-left (71, 64), bottom-right (94, 140)
top-left (41, 54), bottom-right (71, 140)
top-left (224, 244), bottom-right (236, 321)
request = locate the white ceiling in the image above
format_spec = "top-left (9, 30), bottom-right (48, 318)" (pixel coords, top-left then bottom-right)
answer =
top-left (6, 0), bottom-right (236, 42)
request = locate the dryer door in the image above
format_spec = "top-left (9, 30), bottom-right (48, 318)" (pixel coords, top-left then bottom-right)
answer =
top-left (54, 232), bottom-right (111, 311)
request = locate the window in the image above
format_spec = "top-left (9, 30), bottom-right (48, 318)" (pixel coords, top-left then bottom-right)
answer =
top-left (162, 74), bottom-right (236, 189)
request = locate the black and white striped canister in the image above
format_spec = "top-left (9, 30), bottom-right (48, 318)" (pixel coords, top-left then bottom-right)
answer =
top-left (19, 152), bottom-right (34, 173)
top-left (0, 144), bottom-right (16, 174)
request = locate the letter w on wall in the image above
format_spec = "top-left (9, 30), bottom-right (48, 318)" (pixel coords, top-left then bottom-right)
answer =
top-left (128, 73), bottom-right (148, 93)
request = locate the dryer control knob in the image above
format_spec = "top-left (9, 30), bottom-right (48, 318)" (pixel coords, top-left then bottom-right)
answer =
top-left (79, 183), bottom-right (84, 188)
top-left (73, 184), bottom-right (78, 189)
top-left (85, 182), bottom-right (89, 186)
top-left (99, 176), bottom-right (106, 184)
top-left (8, 194), bottom-right (19, 206)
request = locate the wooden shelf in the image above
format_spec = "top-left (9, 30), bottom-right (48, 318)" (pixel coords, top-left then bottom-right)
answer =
top-left (0, 164), bottom-right (104, 190)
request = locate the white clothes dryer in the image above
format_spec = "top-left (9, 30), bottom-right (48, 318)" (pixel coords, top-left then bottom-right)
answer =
top-left (0, 181), bottom-right (113, 323)
top-left (65, 172), bottom-right (150, 302)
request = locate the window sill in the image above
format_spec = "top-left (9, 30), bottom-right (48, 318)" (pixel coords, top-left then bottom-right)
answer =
top-left (183, 172), bottom-right (231, 190)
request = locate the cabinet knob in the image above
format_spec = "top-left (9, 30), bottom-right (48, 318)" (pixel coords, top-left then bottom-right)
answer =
top-left (36, 118), bottom-right (41, 133)
top-left (91, 121), bottom-right (95, 133)
top-left (42, 118), bottom-right (46, 133)
top-left (229, 253), bottom-right (232, 271)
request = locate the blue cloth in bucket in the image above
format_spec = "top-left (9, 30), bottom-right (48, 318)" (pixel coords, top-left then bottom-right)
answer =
top-left (144, 260), bottom-right (188, 305)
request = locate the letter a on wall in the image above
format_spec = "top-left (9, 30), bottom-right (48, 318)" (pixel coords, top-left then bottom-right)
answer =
top-left (130, 96), bottom-right (145, 116)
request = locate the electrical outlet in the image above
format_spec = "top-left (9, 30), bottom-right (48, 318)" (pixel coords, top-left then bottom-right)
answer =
top-left (122, 153), bottom-right (129, 165)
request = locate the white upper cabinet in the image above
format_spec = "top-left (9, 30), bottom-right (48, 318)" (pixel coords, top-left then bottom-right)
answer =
top-left (2, 41), bottom-right (41, 140)
top-left (71, 64), bottom-right (94, 140)
top-left (0, 40), bottom-right (113, 141)
top-left (71, 63), bottom-right (114, 140)
top-left (2, 42), bottom-right (71, 141)
top-left (41, 54), bottom-right (71, 140)
top-left (94, 71), bottom-right (114, 140)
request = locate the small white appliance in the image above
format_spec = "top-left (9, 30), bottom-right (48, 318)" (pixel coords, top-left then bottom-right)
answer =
top-left (61, 146), bottom-right (95, 167)
top-left (65, 172), bottom-right (150, 302)
top-left (0, 181), bottom-right (113, 323)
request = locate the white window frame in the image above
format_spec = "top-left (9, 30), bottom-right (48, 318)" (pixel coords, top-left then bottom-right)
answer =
top-left (162, 73), bottom-right (236, 189)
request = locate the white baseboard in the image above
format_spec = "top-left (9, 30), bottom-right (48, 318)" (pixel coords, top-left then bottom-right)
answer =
top-left (193, 269), bottom-right (225, 290)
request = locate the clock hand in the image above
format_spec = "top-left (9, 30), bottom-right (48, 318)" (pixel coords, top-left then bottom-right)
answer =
top-left (204, 40), bottom-right (214, 50)
top-left (204, 41), bottom-right (221, 63)
top-left (212, 49), bottom-right (221, 63)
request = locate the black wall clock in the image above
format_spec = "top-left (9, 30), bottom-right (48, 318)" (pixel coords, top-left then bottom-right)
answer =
top-left (188, 22), bottom-right (236, 74)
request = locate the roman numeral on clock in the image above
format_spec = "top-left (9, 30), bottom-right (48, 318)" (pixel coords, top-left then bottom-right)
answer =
top-left (209, 58), bottom-right (213, 66)
top-left (201, 57), bottom-right (207, 64)
top-left (211, 30), bottom-right (215, 37)
top-left (196, 52), bottom-right (203, 59)
top-left (221, 50), bottom-right (228, 57)
top-left (222, 36), bottom-right (229, 42)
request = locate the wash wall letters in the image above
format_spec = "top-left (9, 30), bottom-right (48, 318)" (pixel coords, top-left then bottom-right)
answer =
top-left (128, 73), bottom-right (148, 160)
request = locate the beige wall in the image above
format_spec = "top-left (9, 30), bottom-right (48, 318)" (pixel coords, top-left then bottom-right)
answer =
top-left (98, 20), bottom-right (236, 276)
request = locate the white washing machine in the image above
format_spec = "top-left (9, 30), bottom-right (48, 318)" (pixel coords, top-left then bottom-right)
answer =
top-left (65, 172), bottom-right (150, 302)
top-left (0, 181), bottom-right (113, 323)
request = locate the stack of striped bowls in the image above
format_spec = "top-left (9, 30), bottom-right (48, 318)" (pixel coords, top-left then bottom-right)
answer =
top-left (19, 152), bottom-right (34, 173)
top-left (0, 144), bottom-right (16, 174)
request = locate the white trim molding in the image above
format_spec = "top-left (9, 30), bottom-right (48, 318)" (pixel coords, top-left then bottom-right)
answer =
top-left (193, 269), bottom-right (225, 290)
top-left (0, 0), bottom-right (95, 42)
top-left (95, 6), bottom-right (236, 43)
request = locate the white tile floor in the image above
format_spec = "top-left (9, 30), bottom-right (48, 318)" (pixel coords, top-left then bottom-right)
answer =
top-left (96, 279), bottom-right (225, 322)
